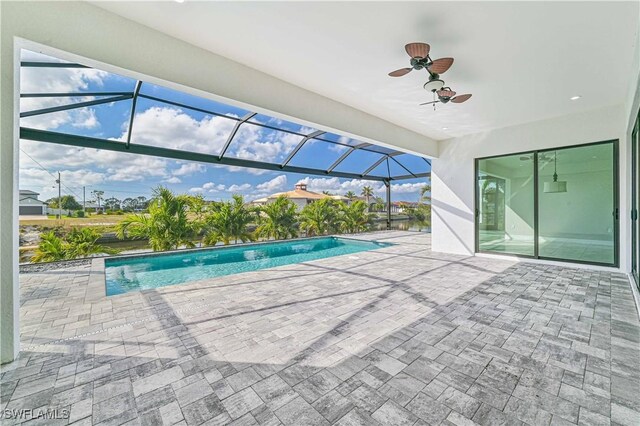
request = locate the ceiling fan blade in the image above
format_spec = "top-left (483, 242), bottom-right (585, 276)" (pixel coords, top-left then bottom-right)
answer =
top-left (388, 68), bottom-right (412, 77)
top-left (428, 57), bottom-right (454, 74)
top-left (405, 42), bottom-right (430, 59)
top-left (451, 94), bottom-right (472, 103)
top-left (419, 101), bottom-right (439, 106)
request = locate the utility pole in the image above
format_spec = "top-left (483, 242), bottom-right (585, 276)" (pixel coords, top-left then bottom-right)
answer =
top-left (56, 172), bottom-right (61, 219)
top-left (83, 186), bottom-right (86, 213)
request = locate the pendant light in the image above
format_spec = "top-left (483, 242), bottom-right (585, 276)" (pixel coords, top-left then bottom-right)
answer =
top-left (543, 151), bottom-right (567, 193)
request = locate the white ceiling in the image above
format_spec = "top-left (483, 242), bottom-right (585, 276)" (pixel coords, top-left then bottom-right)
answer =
top-left (93, 1), bottom-right (639, 141)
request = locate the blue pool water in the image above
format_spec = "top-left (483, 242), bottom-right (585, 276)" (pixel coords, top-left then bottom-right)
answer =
top-left (105, 237), bottom-right (391, 295)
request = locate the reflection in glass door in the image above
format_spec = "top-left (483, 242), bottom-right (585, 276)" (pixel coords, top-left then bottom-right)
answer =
top-left (475, 140), bottom-right (618, 266)
top-left (537, 142), bottom-right (616, 265)
top-left (477, 153), bottom-right (535, 256)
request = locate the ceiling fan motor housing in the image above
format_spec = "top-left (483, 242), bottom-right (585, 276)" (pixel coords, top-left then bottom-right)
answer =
top-left (410, 57), bottom-right (430, 70)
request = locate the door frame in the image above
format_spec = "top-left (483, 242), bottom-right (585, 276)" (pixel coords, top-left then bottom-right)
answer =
top-left (474, 139), bottom-right (619, 268)
top-left (632, 116), bottom-right (639, 286)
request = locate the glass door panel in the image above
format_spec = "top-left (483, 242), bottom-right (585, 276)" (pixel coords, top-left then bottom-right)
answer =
top-left (477, 154), bottom-right (535, 256)
top-left (537, 143), bottom-right (615, 265)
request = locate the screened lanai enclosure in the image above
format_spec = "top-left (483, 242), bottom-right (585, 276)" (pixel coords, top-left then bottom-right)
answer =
top-left (19, 50), bottom-right (431, 200)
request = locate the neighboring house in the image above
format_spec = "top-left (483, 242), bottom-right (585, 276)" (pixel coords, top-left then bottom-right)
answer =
top-left (83, 202), bottom-right (104, 212)
top-left (251, 183), bottom-right (353, 212)
top-left (19, 190), bottom-right (48, 216)
top-left (392, 201), bottom-right (420, 213)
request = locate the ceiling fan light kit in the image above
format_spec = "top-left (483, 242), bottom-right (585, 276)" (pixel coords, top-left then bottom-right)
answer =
top-left (423, 79), bottom-right (445, 92)
top-left (389, 42), bottom-right (472, 110)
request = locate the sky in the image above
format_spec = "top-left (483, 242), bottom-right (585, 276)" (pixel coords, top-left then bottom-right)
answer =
top-left (19, 50), bottom-right (431, 204)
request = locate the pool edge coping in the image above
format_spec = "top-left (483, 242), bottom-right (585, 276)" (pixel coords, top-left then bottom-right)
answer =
top-left (102, 233), bottom-right (393, 265)
top-left (88, 257), bottom-right (107, 300)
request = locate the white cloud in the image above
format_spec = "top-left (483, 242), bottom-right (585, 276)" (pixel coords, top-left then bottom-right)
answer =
top-left (164, 176), bottom-right (182, 184)
top-left (20, 58), bottom-right (109, 130)
top-left (256, 175), bottom-right (287, 192)
top-left (126, 107), bottom-right (235, 155)
top-left (390, 182), bottom-right (429, 193)
top-left (172, 162), bottom-right (205, 177)
top-left (106, 155), bottom-right (169, 182)
top-left (227, 183), bottom-right (252, 192)
top-left (19, 167), bottom-right (106, 200)
top-left (20, 139), bottom-right (171, 183)
top-left (295, 177), bottom-right (384, 195)
top-left (189, 181), bottom-right (233, 194)
top-left (226, 122), bottom-right (316, 164)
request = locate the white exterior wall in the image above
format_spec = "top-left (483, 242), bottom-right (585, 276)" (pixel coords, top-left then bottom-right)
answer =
top-left (431, 105), bottom-right (629, 272)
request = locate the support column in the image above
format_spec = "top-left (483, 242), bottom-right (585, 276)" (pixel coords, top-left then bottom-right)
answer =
top-left (385, 180), bottom-right (391, 230)
top-left (0, 9), bottom-right (20, 363)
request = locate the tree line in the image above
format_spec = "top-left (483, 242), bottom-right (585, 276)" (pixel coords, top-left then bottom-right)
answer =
top-left (45, 194), bottom-right (150, 213)
top-left (116, 187), bottom-right (374, 251)
top-left (32, 186), bottom-right (380, 262)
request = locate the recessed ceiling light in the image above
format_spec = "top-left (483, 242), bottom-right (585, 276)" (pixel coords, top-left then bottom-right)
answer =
top-left (175, 0), bottom-right (185, 3)
top-left (442, 127), bottom-right (448, 130)
top-left (570, 95), bottom-right (581, 101)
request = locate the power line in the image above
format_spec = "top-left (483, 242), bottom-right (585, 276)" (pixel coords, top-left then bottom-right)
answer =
top-left (20, 149), bottom-right (82, 199)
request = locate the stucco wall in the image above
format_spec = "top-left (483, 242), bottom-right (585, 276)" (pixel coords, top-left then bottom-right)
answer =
top-left (431, 105), bottom-right (628, 270)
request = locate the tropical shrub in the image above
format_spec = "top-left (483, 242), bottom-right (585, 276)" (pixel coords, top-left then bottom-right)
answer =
top-left (338, 200), bottom-right (372, 233)
top-left (31, 228), bottom-right (116, 262)
top-left (202, 195), bottom-right (256, 245)
top-left (255, 196), bottom-right (299, 240)
top-left (116, 186), bottom-right (198, 251)
top-left (405, 203), bottom-right (431, 230)
top-left (299, 198), bottom-right (339, 236)
top-left (31, 232), bottom-right (67, 262)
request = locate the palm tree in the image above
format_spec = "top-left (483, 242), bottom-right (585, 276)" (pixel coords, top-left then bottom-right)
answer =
top-left (339, 201), bottom-right (372, 233)
top-left (255, 196), bottom-right (299, 240)
top-left (345, 191), bottom-right (357, 200)
top-left (420, 184), bottom-right (431, 204)
top-left (116, 186), bottom-right (197, 251)
top-left (361, 186), bottom-right (374, 208)
top-left (202, 195), bottom-right (256, 245)
top-left (299, 199), bottom-right (338, 236)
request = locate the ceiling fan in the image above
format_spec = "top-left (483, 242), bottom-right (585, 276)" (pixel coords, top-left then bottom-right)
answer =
top-left (420, 87), bottom-right (472, 110)
top-left (389, 42), bottom-right (472, 109)
top-left (388, 42), bottom-right (454, 79)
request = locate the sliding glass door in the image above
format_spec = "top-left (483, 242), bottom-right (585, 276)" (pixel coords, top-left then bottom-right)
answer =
top-left (475, 140), bottom-right (618, 266)
top-left (537, 143), bottom-right (616, 264)
top-left (477, 153), bottom-right (535, 256)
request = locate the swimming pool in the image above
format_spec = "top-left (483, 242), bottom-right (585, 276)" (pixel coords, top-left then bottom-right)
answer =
top-left (105, 237), bottom-right (391, 295)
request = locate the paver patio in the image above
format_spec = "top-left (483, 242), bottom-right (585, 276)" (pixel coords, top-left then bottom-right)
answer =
top-left (2, 231), bottom-right (639, 425)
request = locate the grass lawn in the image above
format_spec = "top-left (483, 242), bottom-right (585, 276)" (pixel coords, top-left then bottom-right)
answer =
top-left (19, 214), bottom-right (129, 232)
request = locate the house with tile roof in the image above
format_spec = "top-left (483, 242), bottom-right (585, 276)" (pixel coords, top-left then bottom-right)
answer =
top-left (252, 183), bottom-right (352, 212)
